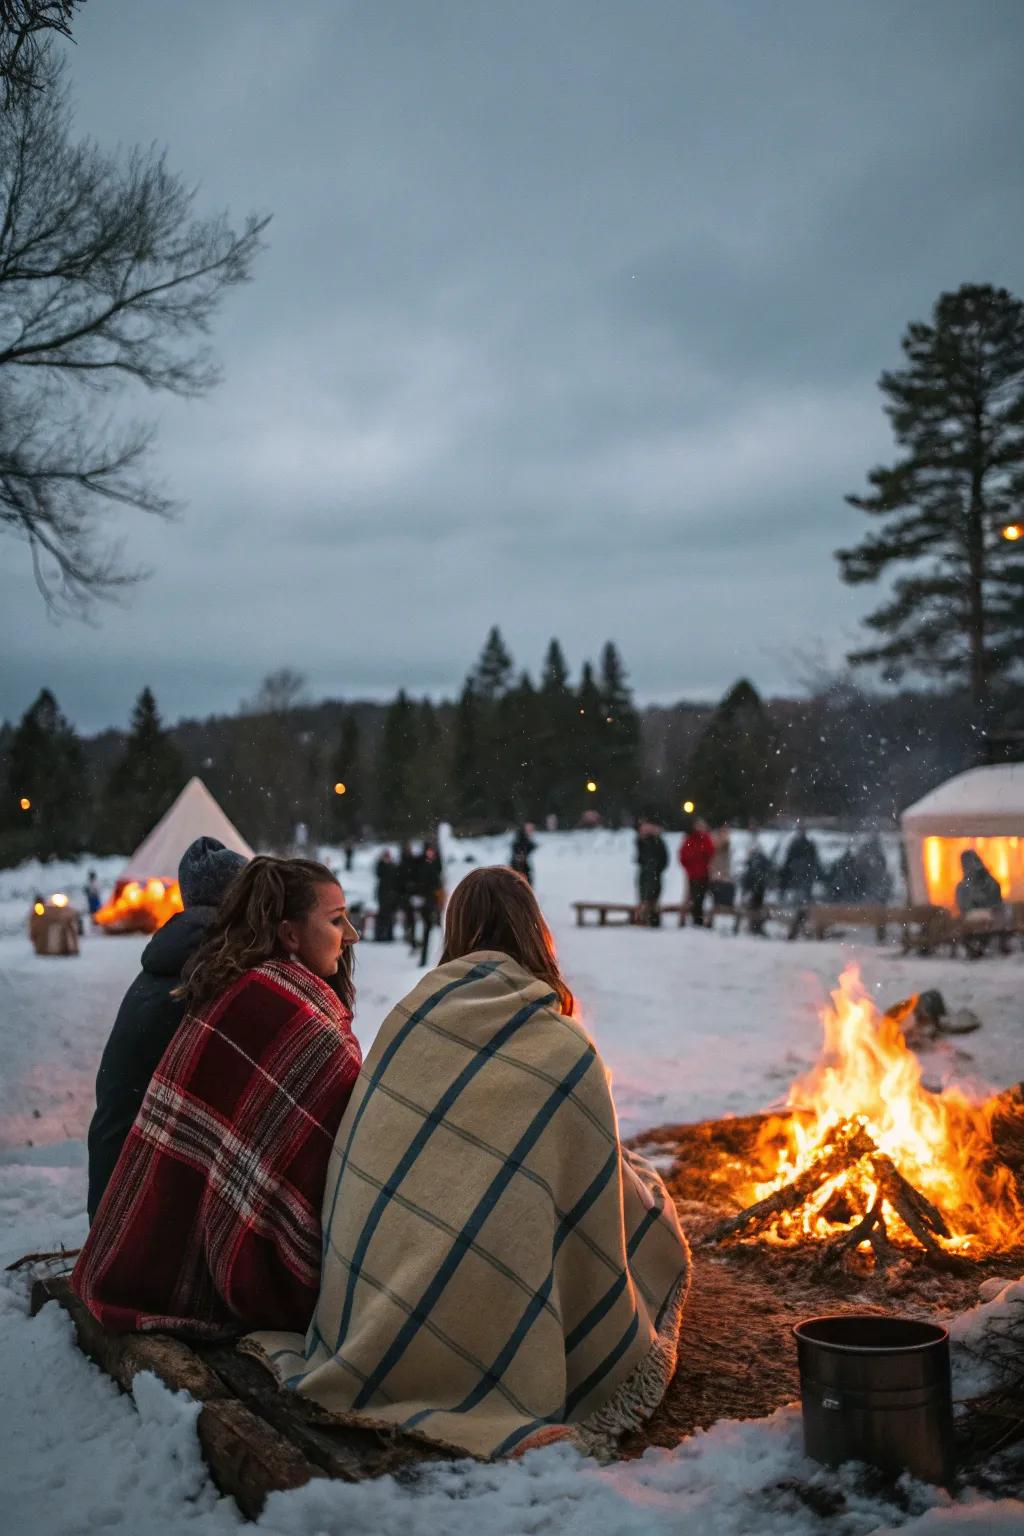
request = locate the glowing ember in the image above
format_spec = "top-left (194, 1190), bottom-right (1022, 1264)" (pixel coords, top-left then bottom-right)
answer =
top-left (745, 967), bottom-right (1022, 1257)
top-left (94, 878), bottom-right (184, 933)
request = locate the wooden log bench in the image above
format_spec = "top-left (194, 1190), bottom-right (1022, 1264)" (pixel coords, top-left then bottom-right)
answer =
top-left (29, 1273), bottom-right (458, 1518)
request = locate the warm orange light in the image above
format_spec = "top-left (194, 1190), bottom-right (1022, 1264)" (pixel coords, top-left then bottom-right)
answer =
top-left (95, 879), bottom-right (183, 933)
top-left (585, 780), bottom-right (598, 793)
top-left (333, 782), bottom-right (347, 796)
top-left (33, 902), bottom-right (45, 916)
top-left (1001, 523), bottom-right (1022, 541)
top-left (745, 967), bottom-right (1022, 1257)
top-left (19, 796), bottom-right (31, 811)
top-left (921, 834), bottom-right (1023, 907)
top-left (50, 893), bottom-right (69, 908)
top-left (682, 799), bottom-right (695, 814)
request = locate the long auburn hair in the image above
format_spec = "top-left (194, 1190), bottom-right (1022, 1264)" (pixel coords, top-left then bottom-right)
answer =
top-left (178, 856), bottom-right (354, 1012)
top-left (439, 865), bottom-right (574, 1016)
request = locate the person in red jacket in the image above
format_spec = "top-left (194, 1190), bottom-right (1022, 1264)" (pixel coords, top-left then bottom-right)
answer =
top-left (679, 818), bottom-right (715, 927)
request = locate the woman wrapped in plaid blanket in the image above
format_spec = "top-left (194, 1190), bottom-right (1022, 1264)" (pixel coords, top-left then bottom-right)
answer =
top-left (73, 858), bottom-right (362, 1338)
top-left (250, 866), bottom-right (691, 1459)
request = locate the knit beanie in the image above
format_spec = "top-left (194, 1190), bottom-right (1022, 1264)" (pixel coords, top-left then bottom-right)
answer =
top-left (177, 836), bottom-right (248, 909)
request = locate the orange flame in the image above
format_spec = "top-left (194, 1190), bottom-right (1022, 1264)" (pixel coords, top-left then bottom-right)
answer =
top-left (94, 878), bottom-right (184, 933)
top-left (749, 966), bottom-right (1022, 1255)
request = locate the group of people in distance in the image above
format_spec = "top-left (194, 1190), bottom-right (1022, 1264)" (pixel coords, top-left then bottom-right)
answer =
top-left (75, 838), bottom-right (690, 1459)
top-left (635, 818), bottom-right (737, 927)
top-left (372, 838), bottom-right (444, 961)
top-left (634, 821), bottom-right (901, 930)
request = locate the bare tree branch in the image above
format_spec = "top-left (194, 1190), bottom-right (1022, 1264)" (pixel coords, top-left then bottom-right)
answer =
top-left (0, 52), bottom-right (270, 614)
top-left (0, 1), bottom-right (81, 107)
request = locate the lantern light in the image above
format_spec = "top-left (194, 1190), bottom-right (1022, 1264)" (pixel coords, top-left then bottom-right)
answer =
top-left (1002, 523), bottom-right (1023, 542)
top-left (683, 800), bottom-right (695, 814)
top-left (33, 902), bottom-right (45, 916)
top-left (50, 893), bottom-right (69, 908)
top-left (334, 782), bottom-right (347, 796)
top-left (19, 796), bottom-right (31, 811)
top-left (585, 780), bottom-right (598, 793)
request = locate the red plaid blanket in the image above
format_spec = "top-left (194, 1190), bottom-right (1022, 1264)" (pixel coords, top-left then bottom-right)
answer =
top-left (72, 958), bottom-right (361, 1337)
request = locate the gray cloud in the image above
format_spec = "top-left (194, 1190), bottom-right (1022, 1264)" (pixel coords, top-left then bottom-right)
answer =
top-left (2, 0), bottom-right (1022, 732)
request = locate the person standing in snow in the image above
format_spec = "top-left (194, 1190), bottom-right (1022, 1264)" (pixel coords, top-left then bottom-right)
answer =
top-left (373, 848), bottom-right (400, 941)
top-left (679, 818), bottom-right (715, 926)
top-left (779, 828), bottom-right (822, 906)
top-left (509, 822), bottom-right (537, 885)
top-left (635, 819), bottom-right (669, 926)
top-left (413, 840), bottom-right (445, 966)
top-left (741, 836), bottom-right (773, 934)
top-left (84, 869), bottom-right (102, 920)
top-left (74, 856), bottom-right (362, 1337)
top-left (709, 826), bottom-right (735, 912)
top-left (85, 837), bottom-right (248, 1221)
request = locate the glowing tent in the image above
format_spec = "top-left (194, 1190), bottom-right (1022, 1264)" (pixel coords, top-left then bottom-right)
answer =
top-left (901, 764), bottom-right (1024, 909)
top-left (95, 776), bottom-right (254, 932)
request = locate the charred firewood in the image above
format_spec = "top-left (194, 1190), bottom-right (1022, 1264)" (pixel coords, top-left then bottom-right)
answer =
top-left (702, 1121), bottom-right (876, 1243)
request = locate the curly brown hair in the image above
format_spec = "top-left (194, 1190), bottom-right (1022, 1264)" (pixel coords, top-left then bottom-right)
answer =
top-left (439, 865), bottom-right (574, 1015)
top-left (177, 856), bottom-right (354, 1012)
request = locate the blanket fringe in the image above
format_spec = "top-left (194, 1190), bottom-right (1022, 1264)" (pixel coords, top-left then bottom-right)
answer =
top-left (574, 1261), bottom-right (691, 1456)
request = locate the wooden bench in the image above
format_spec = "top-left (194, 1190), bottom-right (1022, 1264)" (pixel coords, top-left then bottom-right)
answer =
top-left (572, 901), bottom-right (773, 932)
top-left (898, 903), bottom-right (1024, 957)
top-left (802, 904), bottom-right (914, 944)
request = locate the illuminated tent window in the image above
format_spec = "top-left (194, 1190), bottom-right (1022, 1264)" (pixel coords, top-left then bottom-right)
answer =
top-left (902, 765), bottom-right (1024, 909)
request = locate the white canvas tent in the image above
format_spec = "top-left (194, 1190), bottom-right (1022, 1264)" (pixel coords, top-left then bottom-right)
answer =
top-left (901, 764), bottom-right (1024, 907)
top-left (119, 776), bottom-right (254, 883)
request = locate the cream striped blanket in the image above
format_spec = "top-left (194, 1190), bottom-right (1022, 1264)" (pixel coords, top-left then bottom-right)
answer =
top-left (247, 951), bottom-right (690, 1458)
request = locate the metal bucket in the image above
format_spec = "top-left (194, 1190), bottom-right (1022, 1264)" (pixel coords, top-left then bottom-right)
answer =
top-left (794, 1314), bottom-right (954, 1486)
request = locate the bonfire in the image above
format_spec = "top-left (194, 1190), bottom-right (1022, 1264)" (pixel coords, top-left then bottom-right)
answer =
top-left (706, 967), bottom-right (1024, 1268)
top-left (94, 878), bottom-right (184, 934)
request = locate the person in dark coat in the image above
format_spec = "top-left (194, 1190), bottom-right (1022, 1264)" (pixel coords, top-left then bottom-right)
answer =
top-left (85, 836), bottom-right (248, 1222)
top-left (955, 850), bottom-right (1004, 959)
top-left (779, 829), bottom-right (822, 906)
top-left (635, 820), bottom-right (669, 926)
top-left (510, 823), bottom-right (537, 885)
top-left (84, 870), bottom-right (102, 918)
top-left (741, 838), bottom-right (773, 934)
top-left (397, 841), bottom-right (419, 948)
top-left (857, 835), bottom-right (892, 904)
top-left (411, 841), bottom-right (445, 966)
top-left (374, 849), bottom-right (400, 941)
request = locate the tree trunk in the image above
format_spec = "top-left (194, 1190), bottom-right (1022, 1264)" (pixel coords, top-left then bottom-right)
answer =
top-left (966, 402), bottom-right (989, 716)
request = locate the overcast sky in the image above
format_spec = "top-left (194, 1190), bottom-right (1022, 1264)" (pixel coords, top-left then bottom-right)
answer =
top-left (2, 0), bottom-right (1022, 733)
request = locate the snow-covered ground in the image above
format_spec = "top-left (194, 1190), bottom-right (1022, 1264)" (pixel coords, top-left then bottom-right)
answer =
top-left (1, 830), bottom-right (1022, 1534)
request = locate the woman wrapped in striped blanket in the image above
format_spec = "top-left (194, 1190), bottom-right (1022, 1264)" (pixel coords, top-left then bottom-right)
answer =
top-left (248, 865), bottom-right (690, 1458)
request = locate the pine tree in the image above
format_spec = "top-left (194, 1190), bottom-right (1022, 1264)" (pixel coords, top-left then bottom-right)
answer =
top-left (572, 661), bottom-right (606, 820)
top-left (534, 639), bottom-right (575, 821)
top-left (408, 698), bottom-right (447, 831)
top-left (838, 283), bottom-right (1024, 713)
top-left (328, 712), bottom-right (361, 841)
top-left (495, 671), bottom-right (538, 820)
top-left (96, 688), bottom-right (185, 853)
top-left (598, 641), bottom-right (641, 825)
top-left (4, 688), bottom-right (85, 859)
top-left (472, 626), bottom-right (514, 702)
top-left (686, 679), bottom-right (777, 825)
top-left (374, 690), bottom-right (418, 835)
top-left (452, 680), bottom-right (488, 826)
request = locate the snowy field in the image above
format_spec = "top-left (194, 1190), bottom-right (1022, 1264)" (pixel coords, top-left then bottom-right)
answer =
top-left (1, 829), bottom-right (1022, 1534)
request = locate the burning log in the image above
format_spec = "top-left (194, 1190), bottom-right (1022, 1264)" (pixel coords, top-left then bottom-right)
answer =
top-left (703, 1116), bottom-right (964, 1270)
top-left (703, 1122), bottom-right (876, 1243)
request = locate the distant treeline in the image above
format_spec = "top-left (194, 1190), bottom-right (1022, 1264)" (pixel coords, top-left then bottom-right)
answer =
top-left (2, 628), bottom-right (1020, 865)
